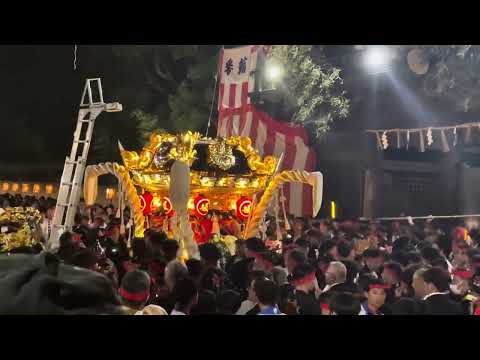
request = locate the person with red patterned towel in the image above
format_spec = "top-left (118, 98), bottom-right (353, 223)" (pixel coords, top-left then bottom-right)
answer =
top-left (118, 270), bottom-right (152, 315)
top-left (359, 276), bottom-right (389, 315)
top-left (469, 269), bottom-right (480, 315)
top-left (450, 267), bottom-right (475, 315)
top-left (291, 262), bottom-right (322, 315)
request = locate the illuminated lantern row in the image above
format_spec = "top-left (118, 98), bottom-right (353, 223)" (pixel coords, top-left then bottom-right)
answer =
top-left (1, 182), bottom-right (54, 194)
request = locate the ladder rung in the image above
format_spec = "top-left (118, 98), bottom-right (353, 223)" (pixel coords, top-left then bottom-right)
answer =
top-left (74, 140), bottom-right (89, 144)
top-left (65, 160), bottom-right (83, 165)
top-left (66, 157), bottom-right (84, 164)
top-left (80, 120), bottom-right (92, 123)
top-left (61, 182), bottom-right (78, 187)
top-left (56, 203), bottom-right (73, 208)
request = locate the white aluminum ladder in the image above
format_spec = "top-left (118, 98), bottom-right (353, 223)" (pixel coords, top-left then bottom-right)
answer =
top-left (47, 78), bottom-right (122, 249)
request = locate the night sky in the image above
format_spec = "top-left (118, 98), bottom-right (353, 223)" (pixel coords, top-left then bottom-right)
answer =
top-left (1, 45), bottom-right (479, 181)
top-left (0, 45), bottom-right (157, 180)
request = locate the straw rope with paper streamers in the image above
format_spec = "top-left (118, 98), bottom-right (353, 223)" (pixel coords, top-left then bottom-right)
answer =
top-left (280, 186), bottom-right (291, 231)
top-left (84, 162), bottom-right (146, 241)
top-left (360, 213), bottom-right (480, 222)
top-left (244, 170), bottom-right (323, 239)
top-left (366, 121), bottom-right (480, 152)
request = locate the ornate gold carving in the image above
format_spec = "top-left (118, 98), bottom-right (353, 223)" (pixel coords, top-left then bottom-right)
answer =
top-left (225, 136), bottom-right (277, 175)
top-left (0, 207), bottom-right (42, 251)
top-left (119, 131), bottom-right (199, 173)
top-left (208, 139), bottom-right (236, 171)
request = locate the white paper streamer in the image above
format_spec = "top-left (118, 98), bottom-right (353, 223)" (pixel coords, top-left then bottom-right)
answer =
top-left (441, 130), bottom-right (450, 152)
top-left (419, 130), bottom-right (425, 152)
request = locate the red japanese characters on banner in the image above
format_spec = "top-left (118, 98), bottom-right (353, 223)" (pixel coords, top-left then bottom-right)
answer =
top-left (236, 196), bottom-right (253, 220)
top-left (139, 191), bottom-right (153, 216)
top-left (194, 195), bottom-right (210, 218)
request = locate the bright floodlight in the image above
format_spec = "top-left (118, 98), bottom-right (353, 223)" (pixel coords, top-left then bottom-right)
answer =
top-left (363, 46), bottom-right (392, 73)
top-left (266, 63), bottom-right (283, 81)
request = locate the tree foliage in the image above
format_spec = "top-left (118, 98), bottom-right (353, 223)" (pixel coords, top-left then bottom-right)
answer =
top-left (378, 45), bottom-right (480, 113)
top-left (128, 45), bottom-right (218, 136)
top-left (130, 109), bottom-right (165, 145)
top-left (269, 45), bottom-right (350, 137)
top-left (417, 45), bottom-right (480, 112)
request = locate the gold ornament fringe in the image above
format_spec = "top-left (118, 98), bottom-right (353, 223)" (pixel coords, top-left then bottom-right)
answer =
top-left (243, 170), bottom-right (322, 239)
top-left (119, 131), bottom-right (200, 173)
top-left (0, 207), bottom-right (42, 252)
top-left (169, 160), bottom-right (199, 260)
top-left (225, 136), bottom-right (277, 175)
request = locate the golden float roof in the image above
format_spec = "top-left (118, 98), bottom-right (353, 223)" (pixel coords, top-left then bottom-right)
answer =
top-left (119, 131), bottom-right (279, 197)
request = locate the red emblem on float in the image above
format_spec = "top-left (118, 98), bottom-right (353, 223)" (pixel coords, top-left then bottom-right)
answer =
top-left (139, 191), bottom-right (153, 216)
top-left (236, 196), bottom-right (253, 220)
top-left (194, 195), bottom-right (210, 217)
top-left (162, 197), bottom-right (173, 216)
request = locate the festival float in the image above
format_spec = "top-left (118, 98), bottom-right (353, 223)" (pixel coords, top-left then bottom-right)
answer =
top-left (0, 207), bottom-right (43, 252)
top-left (83, 131), bottom-right (323, 259)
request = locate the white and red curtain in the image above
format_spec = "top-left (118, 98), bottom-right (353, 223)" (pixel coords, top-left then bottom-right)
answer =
top-left (216, 45), bottom-right (316, 217)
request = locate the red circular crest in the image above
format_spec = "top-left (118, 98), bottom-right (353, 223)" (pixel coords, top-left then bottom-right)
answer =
top-left (139, 191), bottom-right (153, 216)
top-left (236, 196), bottom-right (253, 220)
top-left (163, 197), bottom-right (173, 216)
top-left (194, 195), bottom-right (210, 217)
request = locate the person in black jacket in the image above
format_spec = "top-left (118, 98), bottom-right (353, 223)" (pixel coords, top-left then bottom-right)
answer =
top-left (412, 267), bottom-right (463, 315)
top-left (119, 270), bottom-right (151, 313)
top-left (329, 292), bottom-right (361, 315)
top-left (381, 261), bottom-right (403, 313)
top-left (360, 248), bottom-right (385, 279)
top-left (225, 239), bottom-right (246, 275)
top-left (290, 262), bottom-right (321, 315)
top-left (391, 297), bottom-right (423, 315)
top-left (340, 259), bottom-right (361, 294)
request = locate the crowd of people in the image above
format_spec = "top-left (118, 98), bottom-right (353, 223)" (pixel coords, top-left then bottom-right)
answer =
top-left (1, 191), bottom-right (480, 315)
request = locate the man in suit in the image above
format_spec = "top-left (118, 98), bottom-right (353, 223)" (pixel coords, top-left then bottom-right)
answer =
top-left (322, 261), bottom-right (348, 294)
top-left (360, 248), bottom-right (385, 279)
top-left (329, 292), bottom-right (361, 315)
top-left (412, 267), bottom-right (463, 315)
